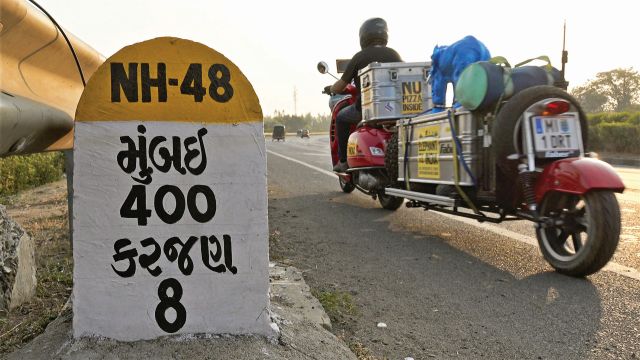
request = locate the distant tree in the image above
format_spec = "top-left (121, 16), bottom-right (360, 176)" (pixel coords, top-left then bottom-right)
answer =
top-left (571, 84), bottom-right (608, 113)
top-left (286, 116), bottom-right (307, 130)
top-left (572, 68), bottom-right (640, 112)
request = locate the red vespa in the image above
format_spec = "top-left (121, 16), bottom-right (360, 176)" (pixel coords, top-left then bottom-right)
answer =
top-left (319, 62), bottom-right (404, 210)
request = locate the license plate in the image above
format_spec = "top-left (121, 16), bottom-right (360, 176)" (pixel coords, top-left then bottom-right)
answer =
top-left (531, 115), bottom-right (581, 158)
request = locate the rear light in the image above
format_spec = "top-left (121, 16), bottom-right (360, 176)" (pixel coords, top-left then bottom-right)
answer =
top-left (542, 100), bottom-right (570, 116)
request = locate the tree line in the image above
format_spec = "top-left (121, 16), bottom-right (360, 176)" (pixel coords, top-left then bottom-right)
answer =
top-left (571, 68), bottom-right (640, 113)
top-left (264, 111), bottom-right (330, 133)
top-left (570, 67), bottom-right (640, 154)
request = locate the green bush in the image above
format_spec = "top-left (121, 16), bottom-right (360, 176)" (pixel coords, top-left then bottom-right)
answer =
top-left (0, 152), bottom-right (65, 197)
top-left (586, 112), bottom-right (640, 153)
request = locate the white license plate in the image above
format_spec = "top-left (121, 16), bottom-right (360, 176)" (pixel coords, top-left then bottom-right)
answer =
top-left (532, 116), bottom-right (581, 158)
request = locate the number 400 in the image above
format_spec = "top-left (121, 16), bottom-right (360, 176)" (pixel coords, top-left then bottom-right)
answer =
top-left (120, 184), bottom-right (216, 226)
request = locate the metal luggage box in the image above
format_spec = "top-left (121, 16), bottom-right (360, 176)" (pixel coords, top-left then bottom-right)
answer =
top-left (397, 109), bottom-right (482, 186)
top-left (359, 62), bottom-right (432, 121)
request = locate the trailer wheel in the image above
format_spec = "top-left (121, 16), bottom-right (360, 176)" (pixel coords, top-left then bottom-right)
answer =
top-left (536, 190), bottom-right (620, 277)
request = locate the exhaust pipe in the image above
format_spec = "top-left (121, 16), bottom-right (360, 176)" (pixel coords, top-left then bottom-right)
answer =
top-left (357, 172), bottom-right (380, 190)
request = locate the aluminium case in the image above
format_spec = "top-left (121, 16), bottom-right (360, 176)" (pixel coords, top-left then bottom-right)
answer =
top-left (397, 109), bottom-right (482, 185)
top-left (359, 62), bottom-right (433, 121)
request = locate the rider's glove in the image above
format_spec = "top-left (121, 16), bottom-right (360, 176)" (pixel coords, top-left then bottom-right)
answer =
top-left (323, 85), bottom-right (332, 95)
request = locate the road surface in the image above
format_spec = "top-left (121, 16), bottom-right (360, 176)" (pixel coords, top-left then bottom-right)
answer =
top-left (266, 135), bottom-right (640, 359)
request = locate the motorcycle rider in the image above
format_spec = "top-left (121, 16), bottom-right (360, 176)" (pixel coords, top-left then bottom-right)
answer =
top-left (327, 17), bottom-right (402, 172)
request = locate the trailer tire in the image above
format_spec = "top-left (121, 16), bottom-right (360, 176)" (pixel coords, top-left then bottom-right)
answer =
top-left (537, 190), bottom-right (620, 277)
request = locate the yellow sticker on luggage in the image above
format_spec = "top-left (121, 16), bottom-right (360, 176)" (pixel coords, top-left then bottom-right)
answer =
top-left (362, 88), bottom-right (372, 105)
top-left (401, 81), bottom-right (423, 114)
top-left (417, 125), bottom-right (439, 179)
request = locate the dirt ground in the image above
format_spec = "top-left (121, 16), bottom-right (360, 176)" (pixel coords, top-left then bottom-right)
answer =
top-left (0, 180), bottom-right (71, 355)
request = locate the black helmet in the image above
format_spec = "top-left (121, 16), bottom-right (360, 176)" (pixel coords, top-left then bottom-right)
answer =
top-left (359, 17), bottom-right (388, 49)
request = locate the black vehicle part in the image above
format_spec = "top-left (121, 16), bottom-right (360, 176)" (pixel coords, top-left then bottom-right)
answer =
top-left (536, 190), bottom-right (620, 277)
top-left (338, 177), bottom-right (356, 193)
top-left (378, 192), bottom-right (404, 210)
top-left (385, 131), bottom-right (399, 184)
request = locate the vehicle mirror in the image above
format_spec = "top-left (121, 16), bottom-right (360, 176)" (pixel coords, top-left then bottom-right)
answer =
top-left (317, 61), bottom-right (329, 74)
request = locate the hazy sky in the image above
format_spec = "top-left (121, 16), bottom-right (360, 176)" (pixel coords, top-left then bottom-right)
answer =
top-left (36, 0), bottom-right (639, 116)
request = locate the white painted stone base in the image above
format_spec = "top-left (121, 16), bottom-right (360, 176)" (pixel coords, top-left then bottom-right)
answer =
top-left (72, 121), bottom-right (273, 340)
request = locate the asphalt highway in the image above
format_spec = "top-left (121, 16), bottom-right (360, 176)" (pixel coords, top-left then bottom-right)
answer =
top-left (266, 135), bottom-right (640, 359)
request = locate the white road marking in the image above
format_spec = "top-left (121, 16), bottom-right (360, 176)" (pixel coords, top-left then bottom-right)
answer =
top-left (268, 150), bottom-right (640, 282)
top-left (268, 150), bottom-right (336, 178)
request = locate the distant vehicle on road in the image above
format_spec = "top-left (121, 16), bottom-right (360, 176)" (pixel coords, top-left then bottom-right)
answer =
top-left (297, 129), bottom-right (310, 138)
top-left (272, 124), bottom-right (285, 141)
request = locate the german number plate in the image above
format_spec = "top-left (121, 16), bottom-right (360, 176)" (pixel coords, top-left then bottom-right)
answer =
top-left (531, 115), bottom-right (582, 158)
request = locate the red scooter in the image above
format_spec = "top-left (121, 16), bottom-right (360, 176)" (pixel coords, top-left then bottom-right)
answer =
top-left (321, 78), bottom-right (403, 210)
top-left (318, 60), bottom-right (625, 277)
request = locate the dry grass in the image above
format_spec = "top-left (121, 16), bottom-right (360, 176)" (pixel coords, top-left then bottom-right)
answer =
top-left (312, 289), bottom-right (358, 320)
top-left (0, 180), bottom-right (72, 355)
top-left (349, 340), bottom-right (384, 360)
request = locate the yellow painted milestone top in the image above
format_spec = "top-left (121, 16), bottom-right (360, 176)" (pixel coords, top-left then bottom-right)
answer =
top-left (76, 37), bottom-right (262, 123)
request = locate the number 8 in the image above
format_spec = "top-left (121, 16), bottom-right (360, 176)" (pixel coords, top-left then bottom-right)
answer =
top-left (208, 64), bottom-right (234, 103)
top-left (155, 278), bottom-right (186, 333)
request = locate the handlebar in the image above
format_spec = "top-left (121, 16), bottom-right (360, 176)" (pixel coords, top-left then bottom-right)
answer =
top-left (322, 84), bottom-right (357, 96)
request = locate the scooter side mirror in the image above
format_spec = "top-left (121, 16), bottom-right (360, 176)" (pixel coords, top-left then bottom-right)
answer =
top-left (317, 61), bottom-right (329, 74)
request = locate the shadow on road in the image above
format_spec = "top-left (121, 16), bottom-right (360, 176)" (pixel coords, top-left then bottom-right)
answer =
top-left (268, 190), bottom-right (603, 359)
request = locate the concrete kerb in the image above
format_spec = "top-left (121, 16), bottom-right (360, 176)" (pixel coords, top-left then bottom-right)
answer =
top-left (8, 264), bottom-right (356, 360)
top-left (600, 155), bottom-right (640, 167)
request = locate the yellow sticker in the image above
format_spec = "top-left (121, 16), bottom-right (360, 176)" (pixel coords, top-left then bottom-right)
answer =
top-left (417, 125), bottom-right (440, 179)
top-left (76, 37), bottom-right (261, 123)
top-left (347, 141), bottom-right (358, 157)
top-left (361, 88), bottom-right (372, 105)
top-left (401, 81), bottom-right (423, 114)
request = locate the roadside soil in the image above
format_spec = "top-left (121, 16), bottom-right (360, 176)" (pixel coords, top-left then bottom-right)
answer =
top-left (0, 180), bottom-right (71, 356)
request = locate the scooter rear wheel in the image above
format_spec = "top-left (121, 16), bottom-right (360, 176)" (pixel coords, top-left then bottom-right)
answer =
top-left (536, 190), bottom-right (620, 277)
top-left (338, 177), bottom-right (356, 193)
top-left (378, 192), bottom-right (404, 210)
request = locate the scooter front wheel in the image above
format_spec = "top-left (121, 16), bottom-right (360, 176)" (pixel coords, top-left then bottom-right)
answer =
top-left (536, 190), bottom-right (621, 277)
top-left (338, 177), bottom-right (356, 193)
